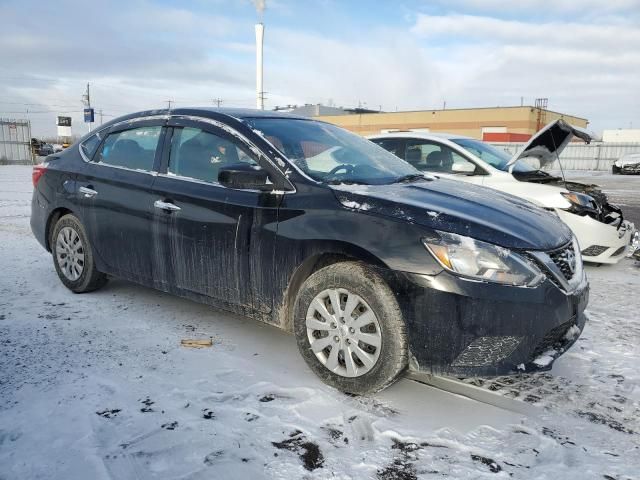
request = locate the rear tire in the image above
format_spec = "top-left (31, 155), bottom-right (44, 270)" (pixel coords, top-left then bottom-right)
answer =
top-left (52, 214), bottom-right (107, 293)
top-left (293, 261), bottom-right (407, 395)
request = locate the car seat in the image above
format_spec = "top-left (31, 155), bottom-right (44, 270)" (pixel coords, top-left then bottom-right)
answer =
top-left (426, 151), bottom-right (447, 171)
top-left (405, 147), bottom-right (423, 167)
top-left (110, 139), bottom-right (144, 168)
top-left (177, 133), bottom-right (235, 182)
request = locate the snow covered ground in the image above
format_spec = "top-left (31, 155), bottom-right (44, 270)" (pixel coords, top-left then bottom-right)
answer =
top-left (0, 165), bottom-right (638, 479)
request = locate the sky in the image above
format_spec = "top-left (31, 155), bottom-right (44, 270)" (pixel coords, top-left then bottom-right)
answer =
top-left (1, 0), bottom-right (639, 137)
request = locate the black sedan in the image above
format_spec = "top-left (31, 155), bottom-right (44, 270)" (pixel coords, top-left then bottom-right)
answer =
top-left (30, 108), bottom-right (588, 394)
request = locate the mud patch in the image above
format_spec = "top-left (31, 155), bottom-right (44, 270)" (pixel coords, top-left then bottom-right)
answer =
top-left (272, 430), bottom-right (324, 471)
top-left (161, 421), bottom-right (178, 430)
top-left (139, 397), bottom-right (155, 413)
top-left (202, 409), bottom-right (215, 420)
top-left (470, 454), bottom-right (502, 473)
top-left (377, 440), bottom-right (423, 480)
top-left (244, 412), bottom-right (259, 422)
top-left (203, 450), bottom-right (224, 466)
top-left (96, 408), bottom-right (121, 419)
top-left (321, 425), bottom-right (349, 445)
top-left (575, 410), bottom-right (634, 434)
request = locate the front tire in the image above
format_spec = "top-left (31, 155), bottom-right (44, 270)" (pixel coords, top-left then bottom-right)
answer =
top-left (52, 214), bottom-right (107, 293)
top-left (293, 262), bottom-right (407, 395)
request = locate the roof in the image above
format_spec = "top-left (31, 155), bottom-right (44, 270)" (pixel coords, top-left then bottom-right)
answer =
top-left (367, 131), bottom-right (473, 141)
top-left (171, 107), bottom-right (309, 121)
top-left (319, 105), bottom-right (589, 122)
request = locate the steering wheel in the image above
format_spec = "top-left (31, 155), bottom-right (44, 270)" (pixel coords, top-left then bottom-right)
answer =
top-left (328, 164), bottom-right (354, 176)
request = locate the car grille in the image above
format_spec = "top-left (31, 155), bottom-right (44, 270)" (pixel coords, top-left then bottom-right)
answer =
top-left (532, 321), bottom-right (574, 358)
top-left (548, 243), bottom-right (578, 281)
top-left (611, 245), bottom-right (627, 257)
top-left (581, 245), bottom-right (608, 257)
top-left (451, 336), bottom-right (522, 367)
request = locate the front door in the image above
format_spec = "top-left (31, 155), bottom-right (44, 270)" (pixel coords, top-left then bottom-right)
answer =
top-left (150, 120), bottom-right (281, 314)
top-left (403, 139), bottom-right (486, 185)
top-left (75, 120), bottom-right (165, 282)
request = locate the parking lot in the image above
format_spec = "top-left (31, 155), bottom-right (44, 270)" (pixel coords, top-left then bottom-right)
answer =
top-left (1, 165), bottom-right (639, 479)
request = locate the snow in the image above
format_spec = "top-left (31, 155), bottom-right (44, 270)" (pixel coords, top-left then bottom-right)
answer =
top-left (339, 199), bottom-right (372, 211)
top-left (1, 165), bottom-right (639, 479)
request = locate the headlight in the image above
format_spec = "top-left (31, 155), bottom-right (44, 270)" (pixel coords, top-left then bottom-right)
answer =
top-left (561, 191), bottom-right (594, 208)
top-left (422, 231), bottom-right (545, 287)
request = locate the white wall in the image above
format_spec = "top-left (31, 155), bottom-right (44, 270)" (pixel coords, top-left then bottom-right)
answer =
top-left (602, 129), bottom-right (640, 142)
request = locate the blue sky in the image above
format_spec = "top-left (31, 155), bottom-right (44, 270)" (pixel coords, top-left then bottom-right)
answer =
top-left (1, 0), bottom-right (639, 136)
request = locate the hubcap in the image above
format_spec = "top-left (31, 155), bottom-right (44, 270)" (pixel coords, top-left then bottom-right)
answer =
top-left (306, 288), bottom-right (382, 378)
top-left (55, 227), bottom-right (85, 281)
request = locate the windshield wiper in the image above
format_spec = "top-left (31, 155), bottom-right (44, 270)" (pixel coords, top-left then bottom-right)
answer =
top-left (393, 173), bottom-right (428, 184)
top-left (326, 179), bottom-right (370, 185)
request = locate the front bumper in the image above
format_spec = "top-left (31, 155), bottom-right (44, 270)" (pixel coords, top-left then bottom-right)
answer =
top-left (389, 267), bottom-right (589, 377)
top-left (620, 163), bottom-right (640, 174)
top-left (556, 209), bottom-right (633, 264)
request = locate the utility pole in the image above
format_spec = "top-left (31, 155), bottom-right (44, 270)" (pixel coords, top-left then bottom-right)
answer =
top-left (82, 82), bottom-right (92, 132)
top-left (212, 98), bottom-right (223, 108)
top-left (167, 100), bottom-right (173, 111)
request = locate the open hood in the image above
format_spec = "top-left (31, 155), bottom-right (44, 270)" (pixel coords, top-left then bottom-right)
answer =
top-left (507, 119), bottom-right (593, 168)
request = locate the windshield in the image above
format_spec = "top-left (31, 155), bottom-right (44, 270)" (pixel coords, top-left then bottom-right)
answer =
top-left (452, 138), bottom-right (536, 173)
top-left (244, 118), bottom-right (421, 185)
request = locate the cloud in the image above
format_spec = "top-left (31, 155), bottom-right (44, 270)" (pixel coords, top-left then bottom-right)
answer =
top-left (410, 13), bottom-right (640, 52)
top-left (408, 13), bottom-right (640, 131)
top-left (0, 1), bottom-right (638, 136)
top-left (431, 0), bottom-right (640, 15)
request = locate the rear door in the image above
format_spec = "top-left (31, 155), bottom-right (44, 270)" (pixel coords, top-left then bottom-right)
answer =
top-left (150, 118), bottom-right (282, 314)
top-left (75, 119), bottom-right (166, 282)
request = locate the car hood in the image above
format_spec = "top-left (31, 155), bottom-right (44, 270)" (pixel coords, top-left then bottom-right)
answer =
top-left (508, 119), bottom-right (593, 168)
top-left (331, 178), bottom-right (572, 251)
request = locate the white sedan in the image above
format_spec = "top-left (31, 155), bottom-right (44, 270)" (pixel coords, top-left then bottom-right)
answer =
top-left (370, 120), bottom-right (635, 264)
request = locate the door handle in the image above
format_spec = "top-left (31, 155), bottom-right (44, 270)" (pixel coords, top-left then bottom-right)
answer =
top-left (154, 200), bottom-right (181, 212)
top-left (79, 186), bottom-right (98, 198)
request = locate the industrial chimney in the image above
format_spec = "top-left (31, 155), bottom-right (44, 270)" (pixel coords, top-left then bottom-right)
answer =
top-left (255, 23), bottom-right (264, 110)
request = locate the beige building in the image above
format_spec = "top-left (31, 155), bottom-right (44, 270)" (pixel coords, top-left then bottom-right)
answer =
top-left (316, 106), bottom-right (588, 141)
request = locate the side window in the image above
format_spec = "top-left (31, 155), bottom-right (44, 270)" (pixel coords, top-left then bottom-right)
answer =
top-left (168, 127), bottom-right (258, 183)
top-left (372, 138), bottom-right (404, 159)
top-left (97, 126), bottom-right (161, 171)
top-left (405, 140), bottom-right (477, 175)
top-left (79, 131), bottom-right (104, 160)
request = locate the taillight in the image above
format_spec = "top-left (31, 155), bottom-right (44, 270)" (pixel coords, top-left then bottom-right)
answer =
top-left (32, 164), bottom-right (47, 187)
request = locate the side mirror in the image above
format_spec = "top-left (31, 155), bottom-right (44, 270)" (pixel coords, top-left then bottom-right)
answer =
top-left (451, 162), bottom-right (476, 174)
top-left (218, 163), bottom-right (274, 191)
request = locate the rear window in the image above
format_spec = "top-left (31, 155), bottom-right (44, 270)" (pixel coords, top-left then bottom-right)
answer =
top-left (97, 126), bottom-right (161, 171)
top-left (79, 132), bottom-right (104, 160)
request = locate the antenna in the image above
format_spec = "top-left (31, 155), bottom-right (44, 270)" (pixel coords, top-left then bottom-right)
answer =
top-left (255, 23), bottom-right (265, 109)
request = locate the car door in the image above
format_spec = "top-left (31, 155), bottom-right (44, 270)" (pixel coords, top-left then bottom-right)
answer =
top-left (403, 139), bottom-right (487, 185)
top-left (75, 119), bottom-right (166, 282)
top-left (150, 118), bottom-right (282, 314)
